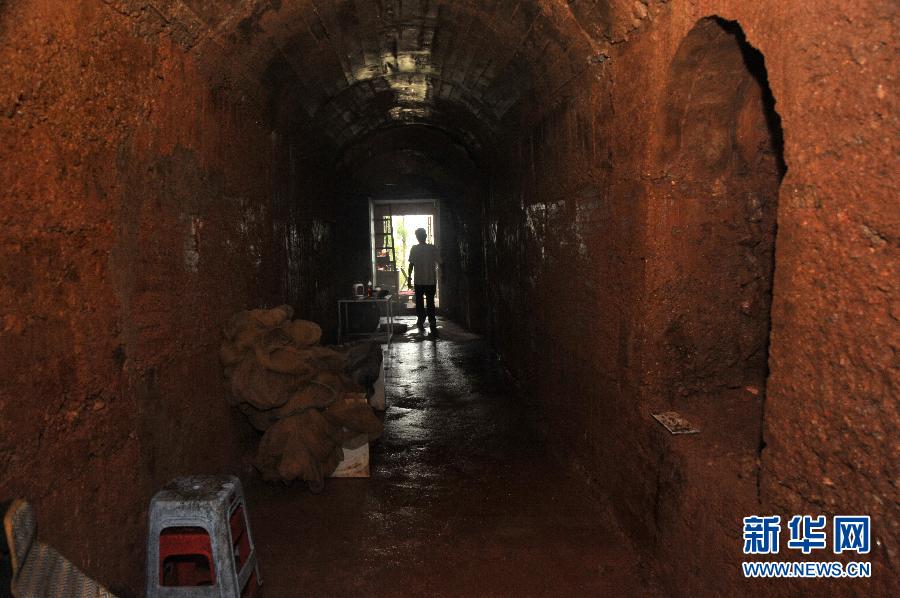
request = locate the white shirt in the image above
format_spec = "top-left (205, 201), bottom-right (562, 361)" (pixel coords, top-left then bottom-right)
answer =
top-left (409, 243), bottom-right (439, 285)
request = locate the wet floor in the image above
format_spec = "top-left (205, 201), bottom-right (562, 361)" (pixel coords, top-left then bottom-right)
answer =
top-left (247, 318), bottom-right (645, 596)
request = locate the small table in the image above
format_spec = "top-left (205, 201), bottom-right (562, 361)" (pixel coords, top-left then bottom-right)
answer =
top-left (337, 296), bottom-right (394, 345)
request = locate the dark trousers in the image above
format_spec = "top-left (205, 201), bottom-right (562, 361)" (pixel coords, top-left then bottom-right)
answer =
top-left (414, 285), bottom-right (437, 328)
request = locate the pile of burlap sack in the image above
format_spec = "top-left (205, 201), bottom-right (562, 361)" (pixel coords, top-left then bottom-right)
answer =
top-left (220, 305), bottom-right (383, 488)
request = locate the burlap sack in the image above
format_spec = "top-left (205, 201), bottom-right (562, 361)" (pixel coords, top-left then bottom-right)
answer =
top-left (345, 341), bottom-right (384, 387)
top-left (248, 305), bottom-right (294, 328)
top-left (253, 344), bottom-right (320, 378)
top-left (256, 411), bottom-right (345, 484)
top-left (273, 381), bottom-right (339, 419)
top-left (219, 341), bottom-right (246, 367)
top-left (280, 319), bottom-right (323, 347)
top-left (256, 416), bottom-right (318, 482)
top-left (238, 402), bottom-right (277, 432)
top-left (313, 369), bottom-right (365, 394)
top-left (223, 306), bottom-right (384, 485)
top-left (229, 358), bottom-right (300, 410)
top-left (323, 393), bottom-right (384, 441)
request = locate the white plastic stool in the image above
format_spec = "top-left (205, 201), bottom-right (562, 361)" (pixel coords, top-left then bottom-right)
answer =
top-left (146, 476), bottom-right (261, 598)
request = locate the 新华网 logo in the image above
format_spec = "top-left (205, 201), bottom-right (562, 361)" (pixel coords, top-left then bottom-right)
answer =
top-left (741, 515), bottom-right (872, 579)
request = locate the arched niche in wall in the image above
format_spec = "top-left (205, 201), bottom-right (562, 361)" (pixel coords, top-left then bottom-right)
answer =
top-left (657, 17), bottom-right (786, 401)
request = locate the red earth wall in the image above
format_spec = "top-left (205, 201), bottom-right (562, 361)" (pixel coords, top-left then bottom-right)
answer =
top-left (0, 1), bottom-right (337, 593)
top-left (483, 0), bottom-right (897, 595)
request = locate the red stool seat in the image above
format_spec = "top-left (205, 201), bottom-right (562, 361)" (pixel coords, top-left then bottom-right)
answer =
top-left (159, 527), bottom-right (215, 587)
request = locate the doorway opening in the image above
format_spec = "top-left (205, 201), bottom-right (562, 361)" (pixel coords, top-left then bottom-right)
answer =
top-left (370, 199), bottom-right (441, 311)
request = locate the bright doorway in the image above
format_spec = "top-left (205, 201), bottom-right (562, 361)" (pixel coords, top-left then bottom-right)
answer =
top-left (370, 199), bottom-right (440, 309)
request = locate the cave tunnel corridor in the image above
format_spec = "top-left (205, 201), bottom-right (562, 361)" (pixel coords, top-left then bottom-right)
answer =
top-left (0, 1), bottom-right (896, 596)
top-left (249, 318), bottom-right (645, 596)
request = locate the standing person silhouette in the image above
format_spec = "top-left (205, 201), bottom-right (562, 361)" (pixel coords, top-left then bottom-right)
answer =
top-left (407, 227), bottom-right (440, 335)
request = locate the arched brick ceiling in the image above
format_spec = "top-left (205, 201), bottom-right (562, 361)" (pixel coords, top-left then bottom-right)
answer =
top-left (337, 124), bottom-right (482, 199)
top-left (170, 0), bottom-right (604, 153)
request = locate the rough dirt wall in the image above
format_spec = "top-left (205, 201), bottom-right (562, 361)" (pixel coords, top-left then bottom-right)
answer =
top-left (610, 8), bottom-right (781, 592)
top-left (483, 23), bottom-right (653, 557)
top-left (440, 192), bottom-right (489, 332)
top-left (272, 127), bottom-right (343, 335)
top-left (484, 0), bottom-right (897, 595)
top-left (0, 1), bottom-right (336, 593)
top-left (643, 17), bottom-right (783, 402)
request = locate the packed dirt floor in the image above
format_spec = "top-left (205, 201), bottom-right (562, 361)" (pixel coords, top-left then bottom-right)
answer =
top-left (247, 318), bottom-right (648, 596)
